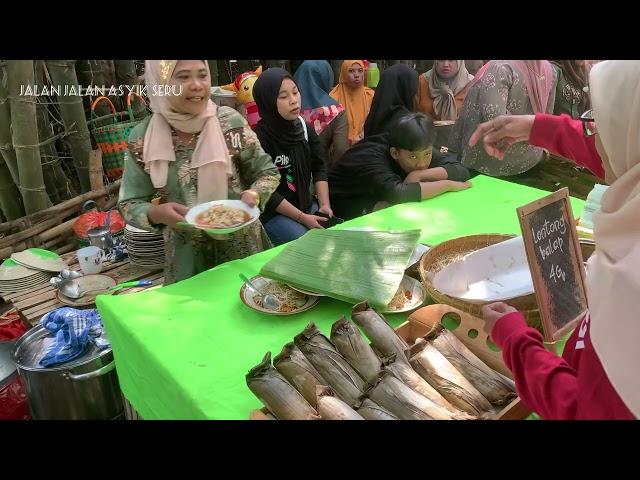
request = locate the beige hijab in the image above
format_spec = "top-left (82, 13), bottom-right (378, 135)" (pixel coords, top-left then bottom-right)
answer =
top-left (587, 60), bottom-right (640, 418)
top-left (424, 60), bottom-right (473, 121)
top-left (143, 60), bottom-right (231, 204)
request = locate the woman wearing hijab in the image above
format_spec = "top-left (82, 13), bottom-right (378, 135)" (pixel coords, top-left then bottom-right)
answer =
top-left (329, 60), bottom-right (375, 145)
top-left (363, 63), bottom-right (419, 138)
top-left (118, 60), bottom-right (280, 284)
top-left (416, 60), bottom-right (474, 122)
top-left (294, 60), bottom-right (349, 168)
top-left (551, 60), bottom-right (591, 119)
top-left (253, 67), bottom-right (333, 246)
top-left (470, 60), bottom-right (639, 419)
top-left (449, 60), bottom-right (558, 177)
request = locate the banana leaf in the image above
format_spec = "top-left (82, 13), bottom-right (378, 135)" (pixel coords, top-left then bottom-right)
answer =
top-left (260, 229), bottom-right (421, 308)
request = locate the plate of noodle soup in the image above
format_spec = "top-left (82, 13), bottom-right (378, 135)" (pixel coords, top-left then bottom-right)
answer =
top-left (185, 200), bottom-right (260, 234)
top-left (381, 275), bottom-right (426, 314)
top-left (240, 275), bottom-right (320, 315)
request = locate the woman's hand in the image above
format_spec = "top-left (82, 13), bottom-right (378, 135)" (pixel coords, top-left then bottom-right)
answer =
top-left (241, 190), bottom-right (260, 208)
top-left (299, 213), bottom-right (328, 229)
top-left (468, 115), bottom-right (536, 160)
top-left (481, 302), bottom-right (518, 336)
top-left (318, 205), bottom-right (333, 218)
top-left (147, 202), bottom-right (189, 229)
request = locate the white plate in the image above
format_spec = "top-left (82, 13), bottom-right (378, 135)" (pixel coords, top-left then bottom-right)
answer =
top-left (185, 200), bottom-right (260, 234)
top-left (433, 236), bottom-right (534, 304)
top-left (381, 275), bottom-right (426, 314)
top-left (287, 285), bottom-right (327, 297)
top-left (240, 275), bottom-right (320, 316)
top-left (407, 243), bottom-right (430, 268)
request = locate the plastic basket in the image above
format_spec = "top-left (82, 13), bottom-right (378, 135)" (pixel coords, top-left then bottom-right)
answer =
top-left (91, 92), bottom-right (147, 180)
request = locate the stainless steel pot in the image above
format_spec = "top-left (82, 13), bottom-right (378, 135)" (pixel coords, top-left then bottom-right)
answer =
top-left (0, 340), bottom-right (17, 390)
top-left (87, 209), bottom-right (114, 250)
top-left (11, 326), bottom-right (124, 420)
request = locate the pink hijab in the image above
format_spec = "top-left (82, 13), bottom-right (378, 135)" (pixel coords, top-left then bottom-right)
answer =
top-left (143, 60), bottom-right (231, 204)
top-left (510, 61), bottom-right (554, 113)
top-left (469, 60), bottom-right (554, 113)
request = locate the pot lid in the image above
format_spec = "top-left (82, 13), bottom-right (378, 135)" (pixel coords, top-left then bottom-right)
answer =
top-left (12, 326), bottom-right (109, 371)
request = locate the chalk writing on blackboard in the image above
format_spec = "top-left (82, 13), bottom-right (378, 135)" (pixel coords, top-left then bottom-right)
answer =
top-left (518, 188), bottom-right (588, 341)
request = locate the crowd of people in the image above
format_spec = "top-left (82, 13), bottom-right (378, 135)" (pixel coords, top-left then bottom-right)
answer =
top-left (117, 59), bottom-right (639, 420)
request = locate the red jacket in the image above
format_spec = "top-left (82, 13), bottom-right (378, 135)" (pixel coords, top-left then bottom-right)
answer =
top-left (493, 312), bottom-right (634, 419)
top-left (530, 113), bottom-right (605, 179)
top-left (492, 114), bottom-right (633, 419)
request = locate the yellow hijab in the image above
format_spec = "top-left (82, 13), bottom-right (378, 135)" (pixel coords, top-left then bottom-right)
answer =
top-left (329, 60), bottom-right (374, 143)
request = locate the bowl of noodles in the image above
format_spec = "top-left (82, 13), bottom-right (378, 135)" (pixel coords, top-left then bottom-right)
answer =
top-left (185, 200), bottom-right (260, 234)
top-left (381, 275), bottom-right (426, 314)
top-left (240, 275), bottom-right (321, 315)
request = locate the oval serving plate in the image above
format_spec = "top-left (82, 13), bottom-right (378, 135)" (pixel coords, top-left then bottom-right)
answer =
top-left (240, 275), bottom-right (320, 315)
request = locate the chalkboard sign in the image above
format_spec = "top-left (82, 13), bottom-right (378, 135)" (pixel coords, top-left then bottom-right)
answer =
top-left (517, 188), bottom-right (588, 341)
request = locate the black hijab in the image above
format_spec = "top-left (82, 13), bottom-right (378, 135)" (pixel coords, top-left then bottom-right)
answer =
top-left (253, 67), bottom-right (313, 213)
top-left (254, 67), bottom-right (306, 146)
top-left (363, 64), bottom-right (419, 137)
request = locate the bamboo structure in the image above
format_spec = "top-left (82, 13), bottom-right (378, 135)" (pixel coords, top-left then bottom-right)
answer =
top-left (208, 60), bottom-right (219, 86)
top-left (35, 60), bottom-right (75, 204)
top-left (0, 62), bottom-right (20, 186)
top-left (0, 157), bottom-right (24, 220)
top-left (0, 180), bottom-right (120, 235)
top-left (7, 60), bottom-right (51, 214)
top-left (44, 60), bottom-right (92, 193)
top-left (0, 180), bottom-right (120, 259)
top-left (114, 60), bottom-right (146, 118)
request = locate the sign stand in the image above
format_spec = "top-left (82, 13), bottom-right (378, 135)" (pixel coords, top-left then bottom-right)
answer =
top-left (517, 188), bottom-right (588, 341)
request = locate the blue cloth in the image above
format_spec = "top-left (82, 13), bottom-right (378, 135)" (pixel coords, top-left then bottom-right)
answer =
top-left (264, 200), bottom-right (319, 246)
top-left (293, 61), bottom-right (338, 110)
top-left (39, 307), bottom-right (110, 368)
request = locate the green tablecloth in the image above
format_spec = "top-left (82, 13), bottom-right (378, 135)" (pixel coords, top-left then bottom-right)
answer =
top-left (97, 176), bottom-right (585, 419)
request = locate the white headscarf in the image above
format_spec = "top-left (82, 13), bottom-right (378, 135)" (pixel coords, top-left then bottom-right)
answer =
top-left (587, 60), bottom-right (640, 418)
top-left (143, 60), bottom-right (231, 203)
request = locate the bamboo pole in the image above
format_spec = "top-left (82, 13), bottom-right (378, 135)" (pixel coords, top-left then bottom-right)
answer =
top-left (40, 216), bottom-right (77, 242)
top-left (115, 60), bottom-right (146, 119)
top-left (208, 60), bottom-right (219, 86)
top-left (55, 241), bottom-right (76, 255)
top-left (35, 60), bottom-right (76, 203)
top-left (0, 216), bottom-right (60, 249)
top-left (0, 62), bottom-right (20, 185)
top-left (44, 60), bottom-right (92, 192)
top-left (217, 60), bottom-right (231, 86)
top-left (0, 157), bottom-right (24, 220)
top-left (88, 149), bottom-right (106, 209)
top-left (0, 180), bottom-right (120, 234)
top-left (7, 60), bottom-right (52, 214)
top-left (102, 60), bottom-right (124, 112)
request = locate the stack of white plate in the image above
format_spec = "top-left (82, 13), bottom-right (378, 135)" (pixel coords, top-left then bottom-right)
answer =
top-left (11, 248), bottom-right (68, 273)
top-left (0, 258), bottom-right (53, 294)
top-left (123, 224), bottom-right (165, 269)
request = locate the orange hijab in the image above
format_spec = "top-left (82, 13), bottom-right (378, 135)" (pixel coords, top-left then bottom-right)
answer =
top-left (329, 60), bottom-right (374, 143)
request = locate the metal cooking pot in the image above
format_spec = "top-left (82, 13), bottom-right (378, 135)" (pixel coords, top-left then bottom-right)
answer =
top-left (11, 326), bottom-right (124, 420)
top-left (87, 209), bottom-right (114, 250)
top-left (0, 340), bottom-right (17, 390)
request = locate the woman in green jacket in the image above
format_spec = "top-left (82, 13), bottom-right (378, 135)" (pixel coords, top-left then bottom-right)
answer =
top-left (118, 60), bottom-right (280, 284)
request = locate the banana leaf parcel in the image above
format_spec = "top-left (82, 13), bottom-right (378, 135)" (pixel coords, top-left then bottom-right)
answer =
top-left (260, 229), bottom-right (421, 308)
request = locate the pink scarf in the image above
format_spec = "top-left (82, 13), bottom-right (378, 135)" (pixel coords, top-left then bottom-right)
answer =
top-left (143, 60), bottom-right (231, 204)
top-left (469, 61), bottom-right (554, 114)
top-left (510, 61), bottom-right (554, 113)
